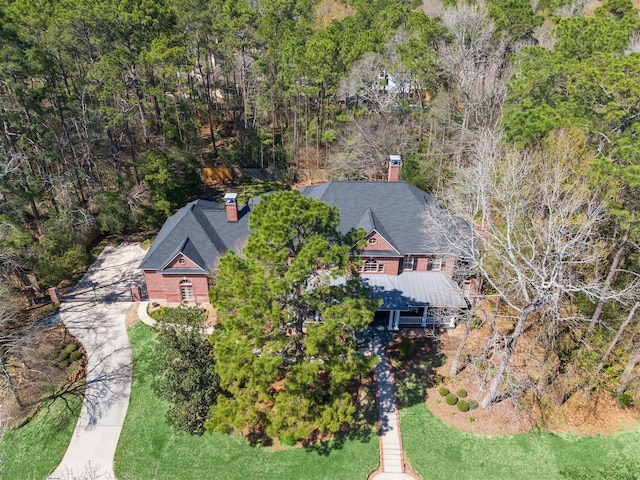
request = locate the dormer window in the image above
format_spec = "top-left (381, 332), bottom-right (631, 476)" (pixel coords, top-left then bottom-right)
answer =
top-left (368, 237), bottom-right (377, 245)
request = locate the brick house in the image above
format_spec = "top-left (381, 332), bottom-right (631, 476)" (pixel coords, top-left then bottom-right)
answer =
top-left (140, 157), bottom-right (469, 328)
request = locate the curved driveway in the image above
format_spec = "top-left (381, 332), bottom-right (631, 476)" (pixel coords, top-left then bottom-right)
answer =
top-left (48, 243), bottom-right (145, 480)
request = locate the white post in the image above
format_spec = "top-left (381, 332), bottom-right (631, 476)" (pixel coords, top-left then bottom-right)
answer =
top-left (394, 310), bottom-right (400, 331)
top-left (388, 311), bottom-right (394, 331)
top-left (421, 307), bottom-right (427, 327)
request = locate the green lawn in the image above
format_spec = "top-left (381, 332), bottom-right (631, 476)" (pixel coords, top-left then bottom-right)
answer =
top-left (115, 323), bottom-right (379, 480)
top-left (402, 404), bottom-right (640, 479)
top-left (0, 397), bottom-right (80, 480)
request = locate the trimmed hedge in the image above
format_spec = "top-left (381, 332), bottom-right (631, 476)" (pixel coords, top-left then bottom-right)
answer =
top-left (468, 399), bottom-right (479, 410)
top-left (439, 387), bottom-right (450, 397)
top-left (457, 400), bottom-right (469, 412)
top-left (456, 389), bottom-right (467, 398)
top-left (445, 394), bottom-right (458, 406)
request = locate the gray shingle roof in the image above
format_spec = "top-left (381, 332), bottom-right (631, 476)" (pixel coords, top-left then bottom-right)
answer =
top-left (141, 181), bottom-right (465, 274)
top-left (299, 181), bottom-right (450, 254)
top-left (139, 199), bottom-right (251, 272)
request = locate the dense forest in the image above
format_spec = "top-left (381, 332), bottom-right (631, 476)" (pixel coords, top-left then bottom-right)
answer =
top-left (0, 0), bottom-right (639, 414)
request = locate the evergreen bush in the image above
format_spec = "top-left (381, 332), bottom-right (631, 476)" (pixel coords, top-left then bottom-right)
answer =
top-left (457, 400), bottom-right (469, 412)
top-left (456, 388), bottom-right (467, 398)
top-left (439, 387), bottom-right (450, 397)
top-left (468, 399), bottom-right (479, 410)
top-left (69, 351), bottom-right (82, 361)
top-left (398, 337), bottom-right (415, 359)
top-left (445, 393), bottom-right (458, 405)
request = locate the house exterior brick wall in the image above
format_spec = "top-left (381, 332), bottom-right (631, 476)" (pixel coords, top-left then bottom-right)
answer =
top-left (365, 232), bottom-right (395, 251)
top-left (443, 258), bottom-right (455, 278)
top-left (165, 254), bottom-right (200, 270)
top-left (144, 271), bottom-right (210, 304)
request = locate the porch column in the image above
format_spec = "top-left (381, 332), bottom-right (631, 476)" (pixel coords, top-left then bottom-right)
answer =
top-left (421, 307), bottom-right (427, 327)
top-left (394, 310), bottom-right (400, 331)
top-left (388, 311), bottom-right (394, 331)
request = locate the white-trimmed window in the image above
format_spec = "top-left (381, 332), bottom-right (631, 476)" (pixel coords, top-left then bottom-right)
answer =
top-left (368, 237), bottom-right (377, 245)
top-left (180, 279), bottom-right (194, 301)
top-left (363, 259), bottom-right (384, 273)
top-left (403, 256), bottom-right (417, 271)
top-left (428, 257), bottom-right (442, 271)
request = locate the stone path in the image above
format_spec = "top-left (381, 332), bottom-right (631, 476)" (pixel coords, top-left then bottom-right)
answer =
top-left (369, 329), bottom-right (419, 480)
top-left (48, 243), bottom-right (145, 480)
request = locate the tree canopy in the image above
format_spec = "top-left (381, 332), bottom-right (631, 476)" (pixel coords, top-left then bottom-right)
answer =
top-left (207, 190), bottom-right (378, 442)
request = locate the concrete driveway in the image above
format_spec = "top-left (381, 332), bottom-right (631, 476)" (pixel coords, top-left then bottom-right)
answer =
top-left (48, 243), bottom-right (145, 480)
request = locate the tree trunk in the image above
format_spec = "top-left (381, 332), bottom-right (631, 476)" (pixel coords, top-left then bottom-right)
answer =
top-left (585, 231), bottom-right (629, 337)
top-left (480, 299), bottom-right (540, 408)
top-left (616, 344), bottom-right (640, 396)
top-left (449, 314), bottom-right (471, 378)
top-left (587, 302), bottom-right (639, 395)
top-left (130, 65), bottom-right (150, 147)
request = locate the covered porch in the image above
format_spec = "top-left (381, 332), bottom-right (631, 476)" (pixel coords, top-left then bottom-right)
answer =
top-left (363, 272), bottom-right (467, 330)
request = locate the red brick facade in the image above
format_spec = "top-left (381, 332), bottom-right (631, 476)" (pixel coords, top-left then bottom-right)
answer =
top-left (359, 232), bottom-right (455, 278)
top-left (144, 271), bottom-right (210, 304)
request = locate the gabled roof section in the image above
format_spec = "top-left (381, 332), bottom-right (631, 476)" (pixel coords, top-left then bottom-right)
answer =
top-left (357, 208), bottom-right (400, 254)
top-left (356, 208), bottom-right (376, 232)
top-left (139, 199), bottom-right (251, 272)
top-left (299, 181), bottom-right (450, 255)
top-left (160, 238), bottom-right (206, 272)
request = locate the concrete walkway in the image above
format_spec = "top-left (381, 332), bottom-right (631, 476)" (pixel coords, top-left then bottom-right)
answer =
top-left (369, 331), bottom-right (419, 480)
top-left (48, 243), bottom-right (145, 480)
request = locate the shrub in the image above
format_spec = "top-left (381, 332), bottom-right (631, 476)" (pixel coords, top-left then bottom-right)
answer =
top-left (58, 351), bottom-right (70, 362)
top-left (456, 388), bottom-right (467, 398)
top-left (280, 437), bottom-right (296, 447)
top-left (439, 387), bottom-right (450, 397)
top-left (58, 359), bottom-right (70, 368)
top-left (469, 416), bottom-right (475, 423)
top-left (468, 399), bottom-right (479, 410)
top-left (65, 343), bottom-right (78, 353)
top-left (69, 351), bottom-right (82, 361)
top-left (457, 400), bottom-right (469, 412)
top-left (445, 394), bottom-right (458, 405)
top-left (398, 338), bottom-right (415, 359)
top-left (617, 392), bottom-right (633, 408)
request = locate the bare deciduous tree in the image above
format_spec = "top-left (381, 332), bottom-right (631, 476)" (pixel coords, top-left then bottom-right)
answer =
top-left (438, 129), bottom-right (636, 408)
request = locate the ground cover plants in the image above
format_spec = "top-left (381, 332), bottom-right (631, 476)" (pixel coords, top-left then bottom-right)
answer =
top-left (115, 323), bottom-right (379, 480)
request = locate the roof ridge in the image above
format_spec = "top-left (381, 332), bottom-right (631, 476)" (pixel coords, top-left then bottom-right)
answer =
top-left (191, 204), bottom-right (227, 254)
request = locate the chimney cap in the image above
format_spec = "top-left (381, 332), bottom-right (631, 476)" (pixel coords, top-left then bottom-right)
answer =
top-left (389, 155), bottom-right (402, 166)
top-left (224, 192), bottom-right (238, 204)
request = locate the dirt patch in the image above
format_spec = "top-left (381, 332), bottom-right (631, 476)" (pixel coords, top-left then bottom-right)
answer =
top-left (125, 303), bottom-right (140, 328)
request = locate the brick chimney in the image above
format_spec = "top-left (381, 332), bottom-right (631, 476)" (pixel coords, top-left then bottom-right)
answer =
top-left (388, 155), bottom-right (402, 182)
top-left (224, 193), bottom-right (238, 222)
